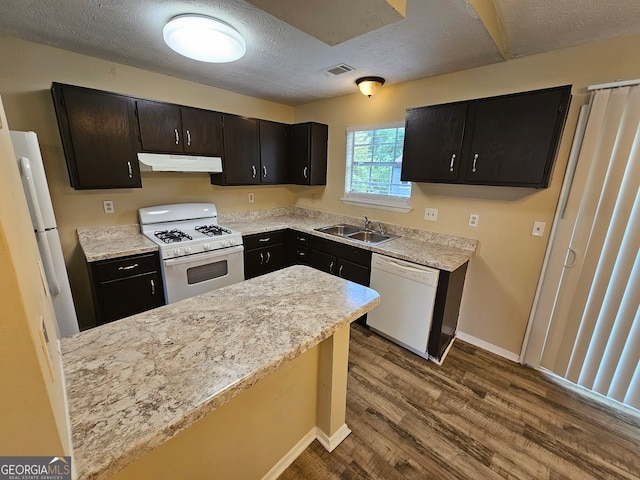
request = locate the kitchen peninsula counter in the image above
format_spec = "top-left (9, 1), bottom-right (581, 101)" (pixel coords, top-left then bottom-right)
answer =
top-left (61, 265), bottom-right (380, 480)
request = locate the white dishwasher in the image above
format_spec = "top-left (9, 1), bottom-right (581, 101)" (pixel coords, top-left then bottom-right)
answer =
top-left (366, 253), bottom-right (439, 359)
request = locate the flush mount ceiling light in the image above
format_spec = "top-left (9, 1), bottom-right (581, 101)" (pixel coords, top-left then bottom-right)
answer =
top-left (163, 14), bottom-right (246, 63)
top-left (355, 76), bottom-right (385, 97)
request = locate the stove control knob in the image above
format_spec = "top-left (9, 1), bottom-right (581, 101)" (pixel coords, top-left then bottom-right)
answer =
top-left (184, 246), bottom-right (192, 254)
top-left (203, 243), bottom-right (211, 251)
top-left (173, 248), bottom-right (180, 256)
top-left (221, 240), bottom-right (228, 247)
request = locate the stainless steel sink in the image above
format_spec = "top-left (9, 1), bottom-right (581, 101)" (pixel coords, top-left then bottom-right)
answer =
top-left (316, 224), bottom-right (361, 236)
top-left (315, 224), bottom-right (399, 244)
top-left (347, 230), bottom-right (395, 243)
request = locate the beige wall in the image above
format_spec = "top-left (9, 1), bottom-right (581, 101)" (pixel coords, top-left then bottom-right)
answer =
top-left (2, 32), bottom-right (640, 353)
top-left (0, 96), bottom-right (71, 455)
top-left (293, 33), bottom-right (640, 355)
top-left (111, 345), bottom-right (319, 480)
top-left (0, 34), bottom-right (296, 328)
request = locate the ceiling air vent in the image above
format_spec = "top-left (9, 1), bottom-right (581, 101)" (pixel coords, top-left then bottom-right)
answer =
top-left (325, 64), bottom-right (355, 76)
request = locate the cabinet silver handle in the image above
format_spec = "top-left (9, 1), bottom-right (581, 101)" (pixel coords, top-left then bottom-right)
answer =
top-left (329, 261), bottom-right (334, 274)
top-left (186, 129), bottom-right (191, 146)
top-left (260, 252), bottom-right (264, 265)
top-left (259, 237), bottom-right (270, 242)
top-left (450, 154), bottom-right (456, 172)
top-left (150, 279), bottom-right (155, 295)
top-left (263, 165), bottom-right (267, 178)
top-left (472, 153), bottom-right (478, 173)
top-left (266, 251), bottom-right (271, 264)
top-left (303, 166), bottom-right (308, 179)
top-left (252, 165), bottom-right (257, 178)
top-left (118, 263), bottom-right (138, 271)
top-left (297, 236), bottom-right (306, 243)
top-left (127, 161), bottom-right (133, 178)
top-left (174, 128), bottom-right (180, 145)
top-left (338, 265), bottom-right (344, 277)
top-left (298, 251), bottom-right (306, 257)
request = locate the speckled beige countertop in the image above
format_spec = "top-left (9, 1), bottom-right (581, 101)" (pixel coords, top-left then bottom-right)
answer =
top-left (61, 265), bottom-right (380, 480)
top-left (78, 207), bottom-right (477, 271)
top-left (77, 224), bottom-right (157, 262)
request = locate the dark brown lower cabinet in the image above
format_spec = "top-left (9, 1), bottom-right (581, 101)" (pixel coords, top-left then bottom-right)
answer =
top-left (88, 252), bottom-right (165, 325)
top-left (243, 230), bottom-right (288, 279)
top-left (428, 262), bottom-right (468, 360)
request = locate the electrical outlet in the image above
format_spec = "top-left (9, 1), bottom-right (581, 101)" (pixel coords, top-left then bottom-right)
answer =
top-left (532, 221), bottom-right (546, 237)
top-left (103, 200), bottom-right (115, 214)
top-left (248, 192), bottom-right (255, 203)
top-left (424, 208), bottom-right (438, 221)
top-left (469, 213), bottom-right (479, 227)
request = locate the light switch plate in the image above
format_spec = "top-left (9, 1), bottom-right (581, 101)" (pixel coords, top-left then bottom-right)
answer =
top-left (532, 221), bottom-right (546, 236)
top-left (248, 192), bottom-right (255, 203)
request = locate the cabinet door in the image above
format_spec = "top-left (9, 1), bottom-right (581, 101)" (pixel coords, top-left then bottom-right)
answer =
top-left (51, 83), bottom-right (141, 189)
top-left (464, 86), bottom-right (571, 187)
top-left (259, 120), bottom-right (290, 184)
top-left (401, 102), bottom-right (467, 182)
top-left (99, 272), bottom-right (164, 324)
top-left (181, 107), bottom-right (223, 156)
top-left (336, 259), bottom-right (370, 286)
top-left (136, 100), bottom-right (183, 153)
top-left (221, 114), bottom-right (260, 185)
top-left (290, 122), bottom-right (328, 185)
top-left (244, 244), bottom-right (286, 279)
top-left (309, 249), bottom-right (337, 275)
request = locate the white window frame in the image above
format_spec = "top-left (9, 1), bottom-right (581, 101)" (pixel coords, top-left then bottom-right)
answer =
top-left (341, 122), bottom-right (412, 213)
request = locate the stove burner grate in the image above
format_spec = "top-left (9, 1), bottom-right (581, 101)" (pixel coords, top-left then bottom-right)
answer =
top-left (195, 224), bottom-right (231, 236)
top-left (154, 229), bottom-right (193, 243)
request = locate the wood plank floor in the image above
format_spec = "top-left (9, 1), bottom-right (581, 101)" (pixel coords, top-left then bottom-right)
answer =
top-left (280, 324), bottom-right (640, 480)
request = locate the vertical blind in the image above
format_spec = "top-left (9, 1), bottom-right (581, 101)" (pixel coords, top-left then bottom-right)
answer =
top-left (541, 85), bottom-right (640, 410)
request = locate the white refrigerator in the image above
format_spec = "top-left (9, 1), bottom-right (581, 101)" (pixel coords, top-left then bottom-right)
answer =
top-left (10, 130), bottom-right (79, 338)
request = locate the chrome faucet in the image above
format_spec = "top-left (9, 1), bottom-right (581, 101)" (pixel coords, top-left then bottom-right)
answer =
top-left (364, 216), bottom-right (372, 231)
top-left (376, 220), bottom-right (385, 234)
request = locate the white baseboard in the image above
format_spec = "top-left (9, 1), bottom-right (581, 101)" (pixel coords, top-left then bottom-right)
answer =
top-left (455, 332), bottom-right (520, 363)
top-left (261, 428), bottom-right (317, 480)
top-left (261, 424), bottom-right (352, 479)
top-left (316, 423), bottom-right (352, 453)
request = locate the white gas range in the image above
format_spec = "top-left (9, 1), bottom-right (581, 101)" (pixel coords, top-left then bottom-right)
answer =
top-left (139, 203), bottom-right (244, 304)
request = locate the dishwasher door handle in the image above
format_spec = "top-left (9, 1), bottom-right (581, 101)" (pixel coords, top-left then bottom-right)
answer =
top-left (387, 259), bottom-right (433, 274)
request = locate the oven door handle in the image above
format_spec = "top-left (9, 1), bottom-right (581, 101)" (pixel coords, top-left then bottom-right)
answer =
top-left (163, 245), bottom-right (244, 267)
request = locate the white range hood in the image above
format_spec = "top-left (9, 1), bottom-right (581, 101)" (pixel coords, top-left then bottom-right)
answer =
top-left (138, 153), bottom-right (223, 173)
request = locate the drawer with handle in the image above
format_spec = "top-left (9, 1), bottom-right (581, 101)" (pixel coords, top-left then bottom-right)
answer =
top-left (93, 252), bottom-right (161, 282)
top-left (243, 229), bottom-right (287, 250)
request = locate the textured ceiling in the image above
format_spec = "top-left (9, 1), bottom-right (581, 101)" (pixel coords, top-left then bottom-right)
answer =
top-left (0, 0), bottom-right (639, 106)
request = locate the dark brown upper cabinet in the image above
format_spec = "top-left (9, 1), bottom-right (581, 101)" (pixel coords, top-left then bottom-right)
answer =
top-left (401, 101), bottom-right (467, 183)
top-left (212, 114), bottom-right (260, 185)
top-left (259, 120), bottom-right (291, 184)
top-left (401, 85), bottom-right (572, 188)
top-left (51, 83), bottom-right (142, 189)
top-left (136, 100), bottom-right (223, 156)
top-left (290, 122), bottom-right (328, 185)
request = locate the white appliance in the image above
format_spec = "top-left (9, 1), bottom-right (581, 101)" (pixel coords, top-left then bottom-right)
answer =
top-left (10, 130), bottom-right (79, 338)
top-left (139, 203), bottom-right (244, 303)
top-left (366, 253), bottom-right (439, 360)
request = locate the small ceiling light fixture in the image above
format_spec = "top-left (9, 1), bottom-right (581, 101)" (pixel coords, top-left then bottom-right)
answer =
top-left (355, 76), bottom-right (385, 97)
top-left (163, 14), bottom-right (246, 63)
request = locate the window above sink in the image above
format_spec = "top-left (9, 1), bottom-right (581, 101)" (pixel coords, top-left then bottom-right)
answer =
top-left (341, 123), bottom-right (412, 213)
